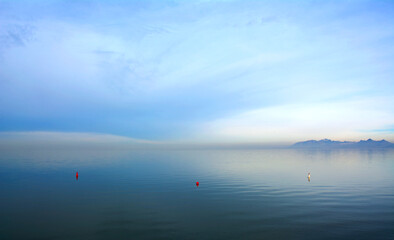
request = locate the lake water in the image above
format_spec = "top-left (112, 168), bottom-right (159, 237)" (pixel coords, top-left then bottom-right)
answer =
top-left (0, 148), bottom-right (393, 239)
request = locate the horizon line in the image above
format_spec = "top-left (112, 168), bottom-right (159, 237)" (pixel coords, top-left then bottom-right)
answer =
top-left (0, 131), bottom-right (393, 148)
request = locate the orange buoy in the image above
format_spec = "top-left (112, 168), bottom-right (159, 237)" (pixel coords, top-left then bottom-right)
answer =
top-left (196, 181), bottom-right (199, 187)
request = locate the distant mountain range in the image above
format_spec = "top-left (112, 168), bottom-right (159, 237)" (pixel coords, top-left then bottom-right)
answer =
top-left (292, 139), bottom-right (394, 148)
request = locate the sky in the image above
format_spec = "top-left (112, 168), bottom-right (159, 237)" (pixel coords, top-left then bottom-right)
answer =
top-left (0, 0), bottom-right (394, 145)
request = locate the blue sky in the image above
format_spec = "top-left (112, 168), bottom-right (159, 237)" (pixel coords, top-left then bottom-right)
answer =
top-left (0, 0), bottom-right (393, 144)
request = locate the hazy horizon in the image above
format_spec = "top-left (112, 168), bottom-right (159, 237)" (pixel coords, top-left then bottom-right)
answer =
top-left (0, 131), bottom-right (393, 150)
top-left (1, 0), bottom-right (393, 144)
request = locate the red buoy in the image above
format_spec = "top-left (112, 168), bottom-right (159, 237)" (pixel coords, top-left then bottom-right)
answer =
top-left (196, 181), bottom-right (199, 187)
top-left (76, 172), bottom-right (79, 180)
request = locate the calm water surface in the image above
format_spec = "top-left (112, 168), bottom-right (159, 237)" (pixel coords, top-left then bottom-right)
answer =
top-left (0, 148), bottom-right (393, 239)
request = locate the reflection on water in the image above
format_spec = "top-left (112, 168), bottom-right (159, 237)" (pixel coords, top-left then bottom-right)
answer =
top-left (0, 148), bottom-right (393, 240)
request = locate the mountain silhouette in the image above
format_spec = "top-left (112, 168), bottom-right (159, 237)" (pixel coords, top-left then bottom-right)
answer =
top-left (293, 139), bottom-right (394, 148)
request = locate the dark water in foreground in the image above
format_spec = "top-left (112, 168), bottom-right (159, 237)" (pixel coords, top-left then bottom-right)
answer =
top-left (0, 148), bottom-right (393, 240)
